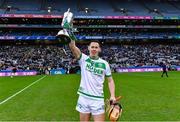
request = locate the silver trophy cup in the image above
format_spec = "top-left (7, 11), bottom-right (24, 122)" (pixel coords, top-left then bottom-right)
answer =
top-left (56, 8), bottom-right (76, 44)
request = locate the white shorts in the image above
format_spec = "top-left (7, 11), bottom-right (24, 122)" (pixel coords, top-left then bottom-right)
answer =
top-left (76, 95), bottom-right (105, 115)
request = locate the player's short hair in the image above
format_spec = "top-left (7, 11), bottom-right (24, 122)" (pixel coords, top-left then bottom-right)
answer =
top-left (89, 40), bottom-right (101, 47)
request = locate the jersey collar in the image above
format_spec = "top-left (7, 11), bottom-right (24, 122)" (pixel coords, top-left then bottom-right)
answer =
top-left (89, 56), bottom-right (99, 60)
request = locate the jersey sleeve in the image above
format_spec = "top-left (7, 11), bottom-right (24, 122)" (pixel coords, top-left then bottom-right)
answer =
top-left (78, 53), bottom-right (88, 65)
top-left (105, 62), bottom-right (112, 77)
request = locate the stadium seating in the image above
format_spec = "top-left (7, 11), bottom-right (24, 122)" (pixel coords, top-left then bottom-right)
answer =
top-left (0, 0), bottom-right (180, 16)
top-left (0, 45), bottom-right (179, 72)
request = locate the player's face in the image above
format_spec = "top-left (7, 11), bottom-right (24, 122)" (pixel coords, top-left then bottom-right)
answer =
top-left (88, 42), bottom-right (101, 58)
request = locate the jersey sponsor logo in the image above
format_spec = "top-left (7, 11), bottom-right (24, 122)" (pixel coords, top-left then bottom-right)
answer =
top-left (85, 58), bottom-right (105, 76)
top-left (86, 63), bottom-right (103, 76)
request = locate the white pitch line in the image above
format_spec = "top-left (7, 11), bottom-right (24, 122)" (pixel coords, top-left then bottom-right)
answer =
top-left (0, 75), bottom-right (46, 105)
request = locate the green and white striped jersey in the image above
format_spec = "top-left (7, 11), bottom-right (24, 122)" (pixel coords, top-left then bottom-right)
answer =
top-left (77, 53), bottom-right (112, 100)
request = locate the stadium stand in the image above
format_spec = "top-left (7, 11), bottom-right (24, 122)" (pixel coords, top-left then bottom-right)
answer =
top-left (0, 0), bottom-right (179, 16)
top-left (0, 45), bottom-right (71, 73)
top-left (0, 44), bottom-right (179, 73)
top-left (0, 0), bottom-right (179, 74)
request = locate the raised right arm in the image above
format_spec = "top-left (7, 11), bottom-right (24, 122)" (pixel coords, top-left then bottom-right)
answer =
top-left (69, 40), bottom-right (81, 60)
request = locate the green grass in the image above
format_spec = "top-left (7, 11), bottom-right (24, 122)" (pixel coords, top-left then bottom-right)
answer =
top-left (0, 71), bottom-right (180, 121)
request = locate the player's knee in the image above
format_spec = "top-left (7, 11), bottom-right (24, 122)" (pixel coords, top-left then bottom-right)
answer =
top-left (93, 113), bottom-right (105, 122)
top-left (80, 113), bottom-right (91, 121)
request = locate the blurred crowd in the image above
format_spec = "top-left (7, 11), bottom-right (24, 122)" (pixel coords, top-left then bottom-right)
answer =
top-left (101, 44), bottom-right (180, 70)
top-left (0, 45), bottom-right (72, 73)
top-left (0, 44), bottom-right (179, 73)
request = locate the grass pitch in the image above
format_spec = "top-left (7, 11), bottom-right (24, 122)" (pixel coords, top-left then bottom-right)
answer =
top-left (0, 71), bottom-right (180, 121)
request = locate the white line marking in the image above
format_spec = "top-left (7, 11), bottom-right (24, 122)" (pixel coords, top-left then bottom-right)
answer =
top-left (0, 75), bottom-right (46, 105)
